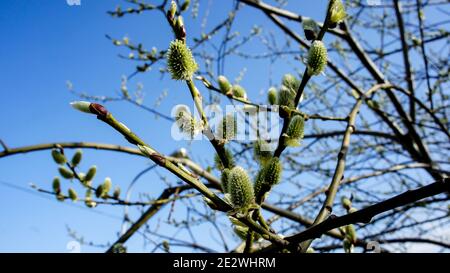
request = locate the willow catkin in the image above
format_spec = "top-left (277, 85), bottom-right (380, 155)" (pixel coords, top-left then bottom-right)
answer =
top-left (307, 41), bottom-right (328, 76)
top-left (228, 166), bottom-right (254, 208)
top-left (167, 39), bottom-right (198, 80)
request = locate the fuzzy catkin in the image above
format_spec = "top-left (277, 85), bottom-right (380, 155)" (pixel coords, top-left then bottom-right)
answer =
top-left (307, 41), bottom-right (328, 76)
top-left (228, 166), bottom-right (254, 208)
top-left (167, 40), bottom-right (198, 80)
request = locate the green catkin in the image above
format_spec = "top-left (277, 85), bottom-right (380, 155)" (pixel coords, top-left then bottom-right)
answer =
top-left (174, 106), bottom-right (198, 138)
top-left (214, 148), bottom-right (235, 170)
top-left (95, 184), bottom-right (104, 198)
top-left (329, 0), bottom-right (346, 25)
top-left (51, 149), bottom-right (66, 165)
top-left (228, 166), bottom-right (254, 209)
top-left (285, 115), bottom-right (305, 147)
top-left (253, 167), bottom-right (266, 201)
top-left (267, 87), bottom-right (277, 105)
top-left (219, 114), bottom-right (237, 141)
top-left (264, 157), bottom-right (283, 187)
top-left (307, 40), bottom-right (328, 76)
top-left (85, 165), bottom-right (97, 182)
top-left (218, 75), bottom-right (232, 94)
top-left (221, 168), bottom-right (231, 193)
top-left (277, 85), bottom-right (295, 108)
top-left (282, 74), bottom-right (300, 92)
top-left (167, 40), bottom-right (198, 80)
top-left (58, 167), bottom-right (74, 179)
top-left (52, 177), bottom-right (61, 193)
top-left (232, 85), bottom-right (247, 99)
top-left (71, 149), bottom-right (82, 167)
top-left (253, 139), bottom-right (272, 165)
top-left (102, 177), bottom-right (112, 196)
top-left (68, 188), bottom-right (78, 201)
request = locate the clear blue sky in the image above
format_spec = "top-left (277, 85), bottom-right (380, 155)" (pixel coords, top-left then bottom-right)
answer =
top-left (1, 0), bottom-right (444, 253)
top-left (0, 0), bottom-right (331, 253)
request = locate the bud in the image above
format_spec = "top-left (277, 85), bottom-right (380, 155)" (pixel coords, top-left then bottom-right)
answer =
top-left (306, 247), bottom-right (315, 253)
top-left (68, 188), bottom-right (78, 201)
top-left (228, 166), bottom-right (255, 209)
top-left (85, 165), bottom-right (97, 182)
top-left (168, 0), bottom-right (177, 20)
top-left (254, 139), bottom-right (272, 165)
top-left (343, 237), bottom-right (353, 253)
top-left (234, 225), bottom-right (250, 241)
top-left (71, 149), bottom-right (83, 167)
top-left (175, 16), bottom-right (184, 32)
top-left (95, 184), bottom-right (104, 199)
top-left (218, 75), bottom-right (232, 94)
top-left (284, 115), bottom-right (305, 147)
top-left (58, 167), bottom-right (74, 179)
top-left (307, 41), bottom-right (328, 76)
top-left (329, 0), bottom-right (346, 25)
top-left (302, 17), bottom-right (319, 41)
top-left (102, 177), bottom-right (112, 197)
top-left (113, 186), bottom-right (121, 199)
top-left (167, 40), bottom-right (198, 80)
top-left (348, 207), bottom-right (358, 214)
top-left (277, 85), bottom-right (295, 108)
top-left (232, 85), bottom-right (247, 100)
top-left (345, 224), bottom-right (357, 244)
top-left (264, 157), bottom-right (282, 187)
top-left (221, 168), bottom-right (231, 193)
top-left (341, 197), bottom-right (352, 211)
top-left (70, 101), bottom-right (92, 114)
top-left (52, 177), bottom-right (61, 193)
top-left (51, 149), bottom-right (66, 165)
top-left (202, 196), bottom-right (219, 210)
top-left (218, 114), bottom-right (237, 141)
top-left (180, 0), bottom-right (190, 11)
top-left (267, 87), bottom-right (277, 105)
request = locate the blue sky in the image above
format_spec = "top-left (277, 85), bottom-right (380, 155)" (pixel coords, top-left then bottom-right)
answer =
top-left (0, 0), bottom-right (328, 252)
top-left (1, 0), bottom-right (446, 253)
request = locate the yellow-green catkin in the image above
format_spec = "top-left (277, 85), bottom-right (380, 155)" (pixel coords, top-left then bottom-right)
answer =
top-left (253, 139), bottom-right (272, 165)
top-left (71, 149), bottom-right (82, 167)
top-left (218, 75), bottom-right (232, 94)
top-left (307, 41), bottom-right (328, 76)
top-left (267, 87), bottom-right (277, 105)
top-left (58, 167), bottom-right (74, 179)
top-left (282, 74), bottom-right (300, 92)
top-left (68, 188), bottom-right (78, 201)
top-left (219, 114), bottom-right (237, 141)
top-left (284, 115), bottom-right (305, 147)
top-left (253, 167), bottom-right (266, 202)
top-left (232, 85), bottom-right (247, 99)
top-left (264, 157), bottom-right (283, 187)
top-left (278, 85), bottom-right (295, 108)
top-left (52, 177), bottom-right (61, 193)
top-left (167, 40), bottom-right (198, 80)
top-left (329, 0), bottom-right (346, 25)
top-left (51, 149), bottom-right (66, 165)
top-left (228, 166), bottom-right (254, 209)
top-left (85, 165), bottom-right (97, 182)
